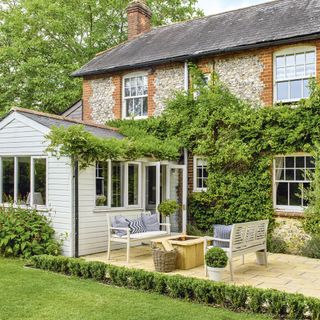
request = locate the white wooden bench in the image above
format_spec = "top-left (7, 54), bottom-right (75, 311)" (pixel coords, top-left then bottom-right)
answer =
top-left (204, 220), bottom-right (269, 281)
top-left (107, 211), bottom-right (171, 263)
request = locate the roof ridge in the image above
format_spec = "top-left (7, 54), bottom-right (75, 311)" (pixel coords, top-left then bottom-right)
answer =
top-left (12, 107), bottom-right (119, 132)
top-left (151, 0), bottom-right (282, 31)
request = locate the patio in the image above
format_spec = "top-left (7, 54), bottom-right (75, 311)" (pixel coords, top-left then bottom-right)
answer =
top-left (84, 245), bottom-right (320, 298)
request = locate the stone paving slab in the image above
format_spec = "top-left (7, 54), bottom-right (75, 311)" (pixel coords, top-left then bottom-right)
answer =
top-left (84, 246), bottom-right (320, 298)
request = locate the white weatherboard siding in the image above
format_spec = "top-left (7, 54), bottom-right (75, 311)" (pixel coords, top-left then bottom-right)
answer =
top-left (0, 117), bottom-right (74, 256)
top-left (78, 166), bottom-right (109, 256)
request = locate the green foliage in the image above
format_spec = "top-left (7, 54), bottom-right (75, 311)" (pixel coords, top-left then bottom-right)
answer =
top-left (301, 236), bottom-right (320, 259)
top-left (30, 254), bottom-right (320, 319)
top-left (303, 146), bottom-right (320, 236)
top-left (157, 199), bottom-right (180, 216)
top-left (0, 0), bottom-right (202, 115)
top-left (205, 247), bottom-right (228, 268)
top-left (267, 234), bottom-right (288, 254)
top-left (0, 206), bottom-right (61, 258)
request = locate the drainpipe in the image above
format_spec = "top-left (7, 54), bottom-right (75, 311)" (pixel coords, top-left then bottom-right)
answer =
top-left (74, 159), bottom-right (79, 258)
top-left (183, 60), bottom-right (189, 233)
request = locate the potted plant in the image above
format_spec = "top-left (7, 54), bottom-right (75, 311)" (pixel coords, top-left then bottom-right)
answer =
top-left (96, 195), bottom-right (107, 206)
top-left (157, 200), bottom-right (180, 228)
top-left (205, 247), bottom-right (228, 281)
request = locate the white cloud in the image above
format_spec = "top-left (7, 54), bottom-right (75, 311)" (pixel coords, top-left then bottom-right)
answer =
top-left (197, 0), bottom-right (274, 15)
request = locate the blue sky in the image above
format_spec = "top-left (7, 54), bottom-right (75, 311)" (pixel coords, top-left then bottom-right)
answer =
top-left (197, 0), bottom-right (274, 15)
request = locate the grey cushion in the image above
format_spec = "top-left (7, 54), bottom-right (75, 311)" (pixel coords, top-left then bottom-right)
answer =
top-left (213, 224), bottom-right (232, 248)
top-left (141, 213), bottom-right (160, 232)
top-left (111, 215), bottom-right (129, 237)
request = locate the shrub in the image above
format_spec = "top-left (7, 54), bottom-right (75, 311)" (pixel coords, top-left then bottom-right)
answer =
top-left (157, 200), bottom-right (180, 217)
top-left (0, 206), bottom-right (61, 258)
top-left (29, 254), bottom-right (320, 320)
top-left (267, 234), bottom-right (288, 254)
top-left (301, 236), bottom-right (320, 259)
top-left (205, 247), bottom-right (228, 268)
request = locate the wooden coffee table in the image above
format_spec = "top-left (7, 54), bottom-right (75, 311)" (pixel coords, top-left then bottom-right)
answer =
top-left (151, 235), bottom-right (204, 270)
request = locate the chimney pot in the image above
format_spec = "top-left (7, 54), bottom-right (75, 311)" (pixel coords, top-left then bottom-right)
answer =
top-left (127, 0), bottom-right (152, 40)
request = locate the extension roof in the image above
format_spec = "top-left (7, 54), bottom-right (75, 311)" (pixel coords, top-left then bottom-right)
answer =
top-left (11, 108), bottom-right (123, 139)
top-left (72, 0), bottom-right (320, 77)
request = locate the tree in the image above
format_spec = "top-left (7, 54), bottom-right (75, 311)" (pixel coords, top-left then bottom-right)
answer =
top-left (0, 0), bottom-right (203, 115)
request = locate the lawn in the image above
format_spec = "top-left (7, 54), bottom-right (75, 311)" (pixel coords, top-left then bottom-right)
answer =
top-left (0, 258), bottom-right (271, 320)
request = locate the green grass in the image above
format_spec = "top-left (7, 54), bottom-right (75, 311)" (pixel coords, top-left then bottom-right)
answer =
top-left (0, 258), bottom-right (271, 320)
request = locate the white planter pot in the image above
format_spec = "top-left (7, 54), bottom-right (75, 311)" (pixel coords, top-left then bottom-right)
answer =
top-left (256, 251), bottom-right (267, 265)
top-left (207, 266), bottom-right (224, 281)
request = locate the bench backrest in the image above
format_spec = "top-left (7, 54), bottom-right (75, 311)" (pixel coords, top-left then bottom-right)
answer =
top-left (230, 220), bottom-right (269, 252)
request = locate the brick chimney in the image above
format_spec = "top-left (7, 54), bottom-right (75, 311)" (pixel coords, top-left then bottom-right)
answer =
top-left (127, 0), bottom-right (152, 40)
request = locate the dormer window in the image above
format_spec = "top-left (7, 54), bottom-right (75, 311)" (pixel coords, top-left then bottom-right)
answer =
top-left (123, 73), bottom-right (148, 119)
top-left (274, 46), bottom-right (316, 103)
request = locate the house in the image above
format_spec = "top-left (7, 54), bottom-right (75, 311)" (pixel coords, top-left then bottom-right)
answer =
top-left (0, 0), bottom-right (319, 257)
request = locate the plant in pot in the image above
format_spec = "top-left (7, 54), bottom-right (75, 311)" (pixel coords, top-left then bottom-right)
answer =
top-left (157, 200), bottom-right (180, 229)
top-left (205, 247), bottom-right (228, 281)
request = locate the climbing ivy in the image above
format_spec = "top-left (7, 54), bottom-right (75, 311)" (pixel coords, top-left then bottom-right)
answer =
top-left (46, 66), bottom-right (320, 226)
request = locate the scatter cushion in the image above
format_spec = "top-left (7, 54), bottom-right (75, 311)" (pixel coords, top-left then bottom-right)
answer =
top-left (213, 224), bottom-right (232, 248)
top-left (111, 215), bottom-right (129, 237)
top-left (126, 217), bottom-right (147, 234)
top-left (141, 212), bottom-right (160, 232)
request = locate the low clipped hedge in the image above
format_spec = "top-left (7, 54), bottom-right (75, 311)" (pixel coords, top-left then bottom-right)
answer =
top-left (29, 255), bottom-right (320, 320)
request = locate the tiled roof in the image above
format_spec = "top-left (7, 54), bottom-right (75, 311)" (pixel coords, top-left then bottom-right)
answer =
top-left (12, 108), bottom-right (123, 139)
top-left (73, 0), bottom-right (320, 77)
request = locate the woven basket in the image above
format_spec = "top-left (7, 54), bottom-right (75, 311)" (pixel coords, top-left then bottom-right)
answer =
top-left (152, 248), bottom-right (177, 273)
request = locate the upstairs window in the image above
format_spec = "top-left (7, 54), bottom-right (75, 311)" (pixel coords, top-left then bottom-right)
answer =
top-left (123, 73), bottom-right (148, 119)
top-left (193, 157), bottom-right (208, 192)
top-left (274, 155), bottom-right (315, 211)
top-left (275, 47), bottom-right (316, 103)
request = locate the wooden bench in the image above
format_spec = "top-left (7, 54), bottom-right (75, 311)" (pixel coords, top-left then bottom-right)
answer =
top-left (107, 211), bottom-right (171, 263)
top-left (204, 220), bottom-right (269, 281)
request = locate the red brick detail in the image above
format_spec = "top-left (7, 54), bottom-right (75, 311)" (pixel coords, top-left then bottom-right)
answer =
top-left (148, 70), bottom-right (156, 117)
top-left (259, 48), bottom-right (273, 106)
top-left (112, 75), bottom-right (122, 119)
top-left (127, 1), bottom-right (152, 40)
top-left (82, 78), bottom-right (93, 121)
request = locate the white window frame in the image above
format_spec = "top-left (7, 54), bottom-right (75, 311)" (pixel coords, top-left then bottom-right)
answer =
top-left (193, 156), bottom-right (208, 192)
top-left (273, 45), bottom-right (316, 103)
top-left (94, 160), bottom-right (142, 210)
top-left (0, 155), bottom-right (48, 208)
top-left (273, 154), bottom-right (314, 212)
top-left (122, 71), bottom-right (148, 120)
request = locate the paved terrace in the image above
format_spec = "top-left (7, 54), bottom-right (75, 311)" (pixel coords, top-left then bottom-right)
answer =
top-left (84, 246), bottom-right (320, 298)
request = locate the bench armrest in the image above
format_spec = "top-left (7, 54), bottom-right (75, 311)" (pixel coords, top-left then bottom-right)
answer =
top-left (109, 227), bottom-right (130, 232)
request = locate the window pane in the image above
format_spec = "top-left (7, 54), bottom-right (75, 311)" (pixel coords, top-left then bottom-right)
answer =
top-left (296, 157), bottom-right (305, 168)
top-left (286, 157), bottom-right (294, 168)
top-left (295, 53), bottom-right (305, 65)
top-left (276, 182), bottom-right (288, 205)
top-left (295, 65), bottom-right (304, 77)
top-left (289, 182), bottom-right (302, 206)
top-left (303, 182), bottom-right (311, 206)
top-left (290, 80), bottom-right (302, 100)
top-left (286, 66), bottom-right (295, 78)
top-left (130, 77), bottom-right (136, 87)
top-left (33, 159), bottom-right (46, 205)
top-left (306, 51), bottom-right (315, 64)
top-left (303, 80), bottom-right (310, 98)
top-left (18, 157), bottom-right (30, 204)
top-left (286, 169), bottom-right (295, 181)
top-left (276, 67), bottom-right (285, 80)
top-left (306, 156), bottom-right (315, 168)
top-left (275, 169), bottom-right (285, 181)
top-left (275, 157), bottom-right (285, 168)
top-left (306, 64), bottom-right (315, 76)
top-left (125, 87), bottom-right (130, 97)
top-left (277, 82), bottom-right (289, 100)
top-left (2, 157), bottom-right (14, 202)
top-left (276, 56), bottom-right (285, 67)
top-left (126, 99), bottom-right (134, 117)
top-left (96, 162), bottom-right (108, 206)
top-left (137, 76), bottom-right (143, 86)
top-left (296, 169), bottom-right (306, 181)
top-left (112, 162), bottom-right (123, 207)
top-left (142, 97), bottom-right (148, 116)
top-left (286, 55), bottom-right (295, 66)
top-left (128, 164), bottom-right (139, 206)
top-left (124, 78), bottom-right (130, 88)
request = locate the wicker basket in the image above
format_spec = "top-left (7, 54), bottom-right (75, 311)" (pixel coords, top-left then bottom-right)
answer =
top-left (152, 248), bottom-right (177, 273)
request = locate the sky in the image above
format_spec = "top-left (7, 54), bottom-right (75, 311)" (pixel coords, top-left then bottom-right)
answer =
top-left (197, 0), bottom-right (274, 15)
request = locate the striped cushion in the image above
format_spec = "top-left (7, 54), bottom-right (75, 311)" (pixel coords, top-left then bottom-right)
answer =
top-left (126, 217), bottom-right (147, 234)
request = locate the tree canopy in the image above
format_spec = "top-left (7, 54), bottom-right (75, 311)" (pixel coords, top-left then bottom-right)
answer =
top-left (0, 0), bottom-right (203, 115)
